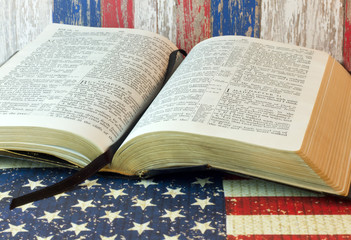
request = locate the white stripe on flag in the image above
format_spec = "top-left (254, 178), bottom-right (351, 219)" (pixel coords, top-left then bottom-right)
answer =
top-left (223, 179), bottom-right (322, 197)
top-left (226, 215), bottom-right (351, 235)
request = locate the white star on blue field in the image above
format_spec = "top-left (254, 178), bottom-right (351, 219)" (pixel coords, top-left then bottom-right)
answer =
top-left (0, 168), bottom-right (226, 239)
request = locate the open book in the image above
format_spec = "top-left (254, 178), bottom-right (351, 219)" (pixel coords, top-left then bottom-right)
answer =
top-left (1, 24), bottom-right (351, 204)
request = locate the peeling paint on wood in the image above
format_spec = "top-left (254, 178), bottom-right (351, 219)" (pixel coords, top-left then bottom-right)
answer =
top-left (101, 0), bottom-right (134, 28)
top-left (2, 0), bottom-right (350, 70)
top-left (260, 0), bottom-right (344, 63)
top-left (134, 0), bottom-right (158, 33)
top-left (211, 0), bottom-right (260, 38)
top-left (157, 0), bottom-right (177, 44)
top-left (0, 0), bottom-right (52, 65)
top-left (135, 1), bottom-right (177, 45)
top-left (0, 0), bottom-right (17, 65)
top-left (53, 0), bottom-right (101, 26)
top-left (177, 0), bottom-right (211, 53)
top-left (345, 0), bottom-right (351, 71)
top-left (101, 0), bottom-right (176, 44)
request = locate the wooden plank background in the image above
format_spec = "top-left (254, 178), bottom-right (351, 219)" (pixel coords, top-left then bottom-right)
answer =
top-left (0, 0), bottom-right (53, 65)
top-left (0, 0), bottom-right (350, 71)
top-left (261, 0), bottom-right (344, 63)
top-left (345, 0), bottom-right (351, 71)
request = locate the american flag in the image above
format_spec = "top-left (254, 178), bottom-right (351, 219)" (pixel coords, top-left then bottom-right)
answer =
top-left (0, 168), bottom-right (351, 239)
top-left (224, 175), bottom-right (351, 239)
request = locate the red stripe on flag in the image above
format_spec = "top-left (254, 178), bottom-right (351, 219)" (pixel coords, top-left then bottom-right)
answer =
top-left (101, 0), bottom-right (134, 28)
top-left (227, 235), bottom-right (351, 240)
top-left (226, 196), bottom-right (351, 215)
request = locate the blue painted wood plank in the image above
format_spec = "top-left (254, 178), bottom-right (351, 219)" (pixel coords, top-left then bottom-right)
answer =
top-left (211, 0), bottom-right (260, 38)
top-left (53, 0), bottom-right (101, 27)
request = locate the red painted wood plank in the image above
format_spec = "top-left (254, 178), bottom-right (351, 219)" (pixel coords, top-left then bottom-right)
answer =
top-left (101, 0), bottom-right (134, 28)
top-left (345, 0), bottom-right (351, 72)
top-left (176, 0), bottom-right (211, 53)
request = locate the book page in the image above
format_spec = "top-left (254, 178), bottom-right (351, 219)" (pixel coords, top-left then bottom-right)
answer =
top-left (125, 36), bottom-right (329, 151)
top-left (0, 24), bottom-right (178, 151)
top-left (0, 157), bottom-right (54, 168)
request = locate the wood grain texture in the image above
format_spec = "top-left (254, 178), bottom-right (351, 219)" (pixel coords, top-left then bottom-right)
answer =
top-left (133, 1), bottom-right (177, 45)
top-left (176, 0), bottom-right (211, 53)
top-left (260, 0), bottom-right (344, 62)
top-left (0, 0), bottom-right (52, 65)
top-left (157, 0), bottom-right (177, 44)
top-left (101, 0), bottom-right (134, 28)
top-left (53, 0), bottom-right (101, 26)
top-left (345, 0), bottom-right (351, 71)
top-left (2, 0), bottom-right (349, 69)
top-left (211, 0), bottom-right (260, 38)
top-left (134, 0), bottom-right (158, 33)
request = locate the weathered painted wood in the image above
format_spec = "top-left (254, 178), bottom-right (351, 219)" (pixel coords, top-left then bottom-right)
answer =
top-left (176, 0), bottom-right (211, 53)
top-left (345, 0), bottom-right (351, 71)
top-left (101, 0), bottom-right (134, 28)
top-left (260, 0), bottom-right (344, 63)
top-left (0, 0), bottom-right (17, 65)
top-left (133, 1), bottom-right (177, 45)
top-left (0, 0), bottom-right (52, 65)
top-left (2, 0), bottom-right (349, 68)
top-left (211, 0), bottom-right (260, 38)
top-left (134, 0), bottom-right (158, 33)
top-left (157, 0), bottom-right (177, 44)
top-left (53, 0), bottom-right (101, 26)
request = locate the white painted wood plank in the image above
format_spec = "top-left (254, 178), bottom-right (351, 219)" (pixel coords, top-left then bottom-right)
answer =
top-left (134, 0), bottom-right (158, 33)
top-left (157, 0), bottom-right (177, 44)
top-left (260, 0), bottom-right (344, 62)
top-left (0, 0), bottom-right (52, 65)
top-left (0, 1), bottom-right (18, 65)
top-left (134, 1), bottom-right (177, 45)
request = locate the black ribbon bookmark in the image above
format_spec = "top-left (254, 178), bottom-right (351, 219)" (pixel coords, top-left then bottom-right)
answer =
top-left (10, 49), bottom-right (187, 210)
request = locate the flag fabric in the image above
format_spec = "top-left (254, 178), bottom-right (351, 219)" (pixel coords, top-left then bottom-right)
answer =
top-left (0, 168), bottom-right (226, 239)
top-left (224, 175), bottom-right (351, 239)
top-left (1, 168), bottom-right (351, 239)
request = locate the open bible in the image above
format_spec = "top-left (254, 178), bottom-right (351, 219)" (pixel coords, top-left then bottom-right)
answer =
top-left (1, 24), bottom-right (351, 208)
